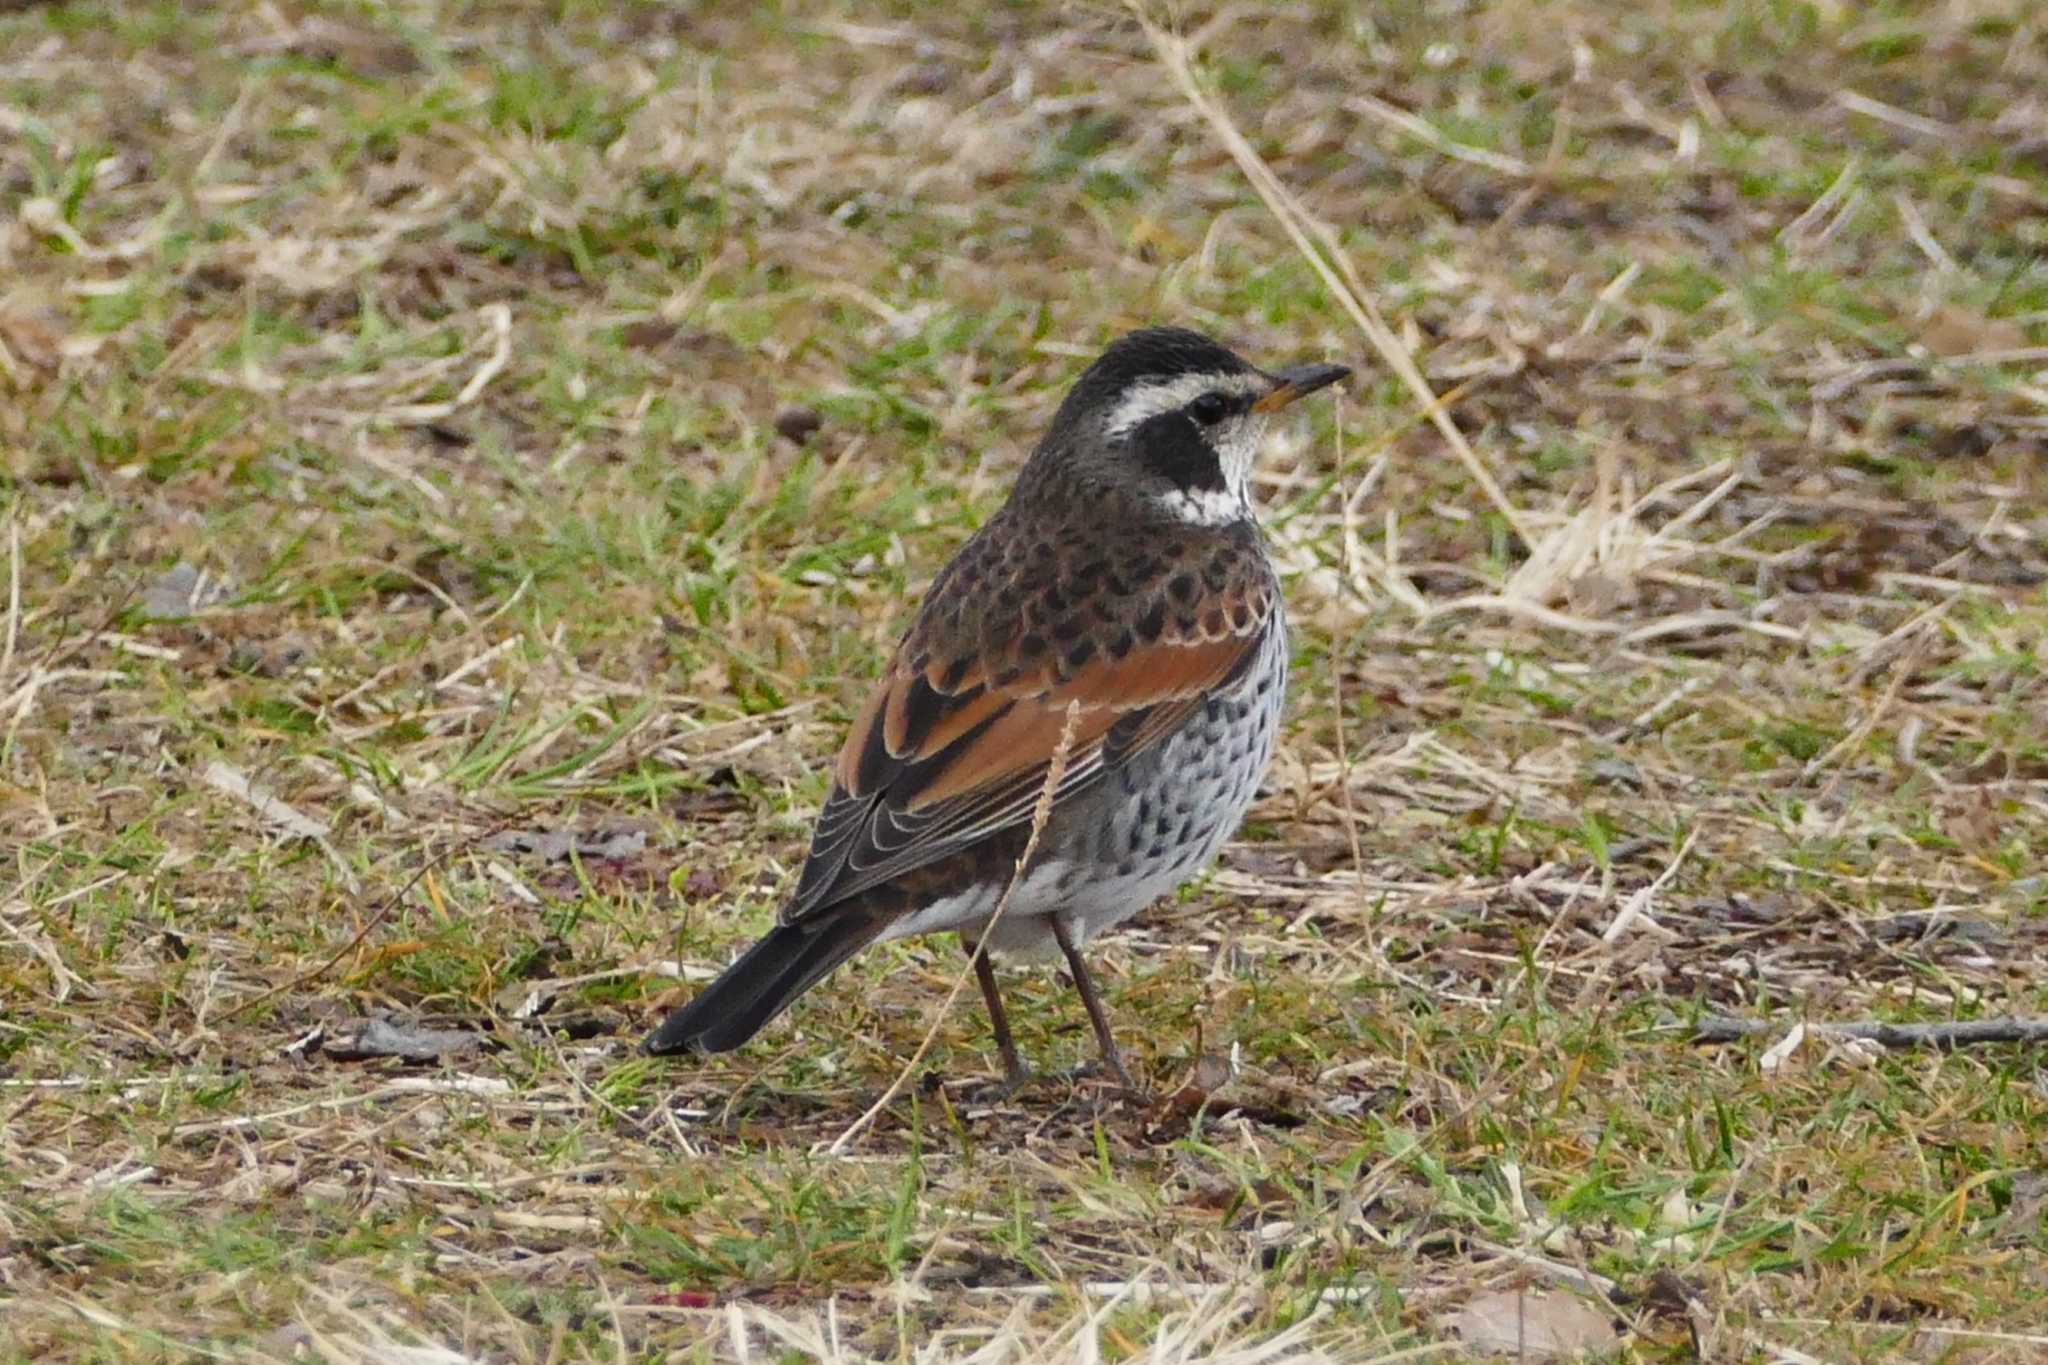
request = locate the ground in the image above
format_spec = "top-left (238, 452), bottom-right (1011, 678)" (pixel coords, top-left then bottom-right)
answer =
top-left (3, 1), bottom-right (2047, 1360)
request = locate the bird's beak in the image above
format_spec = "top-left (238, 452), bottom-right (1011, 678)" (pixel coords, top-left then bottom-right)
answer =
top-left (1253, 361), bottom-right (1353, 413)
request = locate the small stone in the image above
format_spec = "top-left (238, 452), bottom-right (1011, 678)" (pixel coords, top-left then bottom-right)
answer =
top-left (140, 562), bottom-right (232, 619)
top-left (322, 1014), bottom-right (482, 1062)
top-left (621, 319), bottom-right (678, 349)
top-left (775, 406), bottom-right (824, 445)
top-left (1587, 756), bottom-right (1643, 789)
top-left (481, 828), bottom-right (648, 862)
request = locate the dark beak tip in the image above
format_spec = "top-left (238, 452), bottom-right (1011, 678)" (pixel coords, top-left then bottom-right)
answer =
top-left (1285, 361), bottom-right (1353, 390)
top-left (1258, 360), bottom-right (1353, 410)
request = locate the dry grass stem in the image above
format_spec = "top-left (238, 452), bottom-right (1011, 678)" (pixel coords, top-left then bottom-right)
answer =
top-left (825, 700), bottom-right (1080, 1156)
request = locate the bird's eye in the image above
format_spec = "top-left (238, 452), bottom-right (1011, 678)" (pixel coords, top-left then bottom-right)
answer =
top-left (1188, 392), bottom-right (1230, 425)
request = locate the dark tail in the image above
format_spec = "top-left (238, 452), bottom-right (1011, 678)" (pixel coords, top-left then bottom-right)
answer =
top-left (641, 915), bottom-right (882, 1056)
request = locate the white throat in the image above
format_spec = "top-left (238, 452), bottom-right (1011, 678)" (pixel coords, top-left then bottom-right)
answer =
top-left (1160, 416), bottom-right (1264, 525)
top-left (1159, 482), bottom-right (1252, 526)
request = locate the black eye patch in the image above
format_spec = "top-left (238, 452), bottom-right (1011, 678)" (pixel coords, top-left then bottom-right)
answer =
top-left (1133, 410), bottom-right (1228, 492)
top-left (1189, 391), bottom-right (1230, 425)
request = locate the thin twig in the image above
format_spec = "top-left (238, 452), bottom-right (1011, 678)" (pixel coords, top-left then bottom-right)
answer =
top-left (1763, 1315), bottom-right (2048, 1349)
top-left (825, 701), bottom-right (1082, 1156)
top-left (380, 303), bottom-right (513, 423)
top-left (1128, 4), bottom-right (1533, 548)
top-left (1805, 628), bottom-right (1934, 793)
top-left (219, 832), bottom-right (494, 1021)
top-left (1344, 93), bottom-right (1530, 176)
top-left (1599, 828), bottom-right (1697, 943)
top-left (0, 512), bottom-right (20, 696)
top-left (1692, 1016), bottom-right (2048, 1048)
top-left (200, 759), bottom-right (361, 894)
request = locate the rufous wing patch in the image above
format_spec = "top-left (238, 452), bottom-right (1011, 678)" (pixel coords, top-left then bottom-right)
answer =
top-left (905, 701), bottom-right (1124, 809)
top-left (904, 630), bottom-right (1260, 809)
top-left (1052, 634), bottom-right (1250, 709)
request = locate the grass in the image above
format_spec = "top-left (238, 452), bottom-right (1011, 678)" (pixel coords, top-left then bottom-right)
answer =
top-left (3, 0), bottom-right (2046, 1359)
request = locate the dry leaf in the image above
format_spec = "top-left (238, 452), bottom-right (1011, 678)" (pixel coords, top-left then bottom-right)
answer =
top-left (1447, 1289), bottom-right (1619, 1358)
top-left (1758, 1022), bottom-right (1807, 1074)
top-left (0, 310), bottom-right (65, 376)
top-left (142, 562), bottom-right (234, 619)
top-left (322, 1015), bottom-right (484, 1062)
top-left (1918, 304), bottom-right (2028, 357)
top-left (482, 828), bottom-right (649, 862)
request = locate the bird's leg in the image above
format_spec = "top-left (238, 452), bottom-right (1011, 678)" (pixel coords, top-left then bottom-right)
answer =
top-left (1051, 916), bottom-right (1139, 1094)
top-left (963, 931), bottom-right (1029, 1091)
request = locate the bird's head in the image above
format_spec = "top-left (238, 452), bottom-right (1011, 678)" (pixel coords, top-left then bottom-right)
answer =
top-left (1035, 326), bottom-right (1351, 526)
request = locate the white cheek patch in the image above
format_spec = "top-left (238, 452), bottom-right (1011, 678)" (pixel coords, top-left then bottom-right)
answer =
top-left (1101, 371), bottom-right (1270, 440)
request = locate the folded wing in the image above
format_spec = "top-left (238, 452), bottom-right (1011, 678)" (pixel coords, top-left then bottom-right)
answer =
top-left (783, 578), bottom-right (1275, 925)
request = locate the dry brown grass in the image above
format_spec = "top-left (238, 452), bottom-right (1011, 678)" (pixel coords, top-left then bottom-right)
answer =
top-left (3, 0), bottom-right (2047, 1360)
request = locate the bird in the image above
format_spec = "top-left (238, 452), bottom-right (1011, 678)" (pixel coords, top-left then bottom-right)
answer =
top-left (643, 326), bottom-right (1350, 1091)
